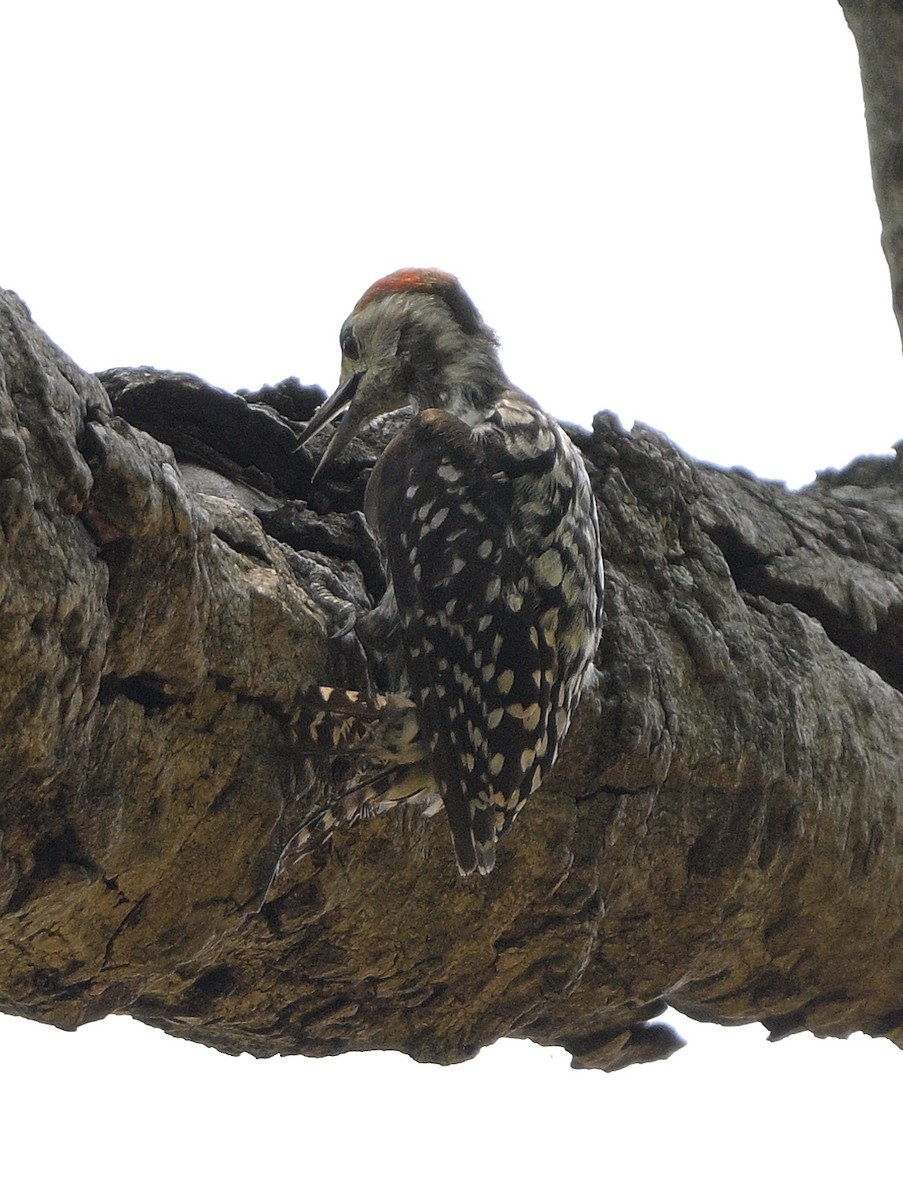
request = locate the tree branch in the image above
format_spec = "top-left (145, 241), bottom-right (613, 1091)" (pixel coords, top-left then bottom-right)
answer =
top-left (2, 286), bottom-right (902, 1069)
top-left (841, 0), bottom-right (903, 347)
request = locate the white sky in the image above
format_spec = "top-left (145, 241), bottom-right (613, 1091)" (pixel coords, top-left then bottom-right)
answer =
top-left (2, 2), bottom-right (902, 1197)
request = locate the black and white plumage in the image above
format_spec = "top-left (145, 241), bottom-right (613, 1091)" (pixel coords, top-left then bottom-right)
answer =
top-left (295, 269), bottom-right (604, 875)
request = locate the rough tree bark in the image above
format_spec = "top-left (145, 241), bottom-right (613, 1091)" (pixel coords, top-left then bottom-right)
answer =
top-left (2, 283), bottom-right (902, 1071)
top-left (841, 0), bottom-right (903, 347)
top-left (2, 5), bottom-right (902, 1071)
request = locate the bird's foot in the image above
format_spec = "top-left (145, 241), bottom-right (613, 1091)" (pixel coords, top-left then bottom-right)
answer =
top-left (296, 557), bottom-right (362, 639)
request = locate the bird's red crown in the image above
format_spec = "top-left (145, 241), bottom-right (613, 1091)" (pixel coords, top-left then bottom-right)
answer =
top-left (352, 268), bottom-right (484, 336)
top-left (352, 268), bottom-right (459, 313)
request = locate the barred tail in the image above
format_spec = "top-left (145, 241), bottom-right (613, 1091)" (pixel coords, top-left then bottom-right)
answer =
top-left (266, 687), bottom-right (437, 891)
top-left (269, 759), bottom-right (438, 888)
top-left (300, 685), bottom-right (424, 765)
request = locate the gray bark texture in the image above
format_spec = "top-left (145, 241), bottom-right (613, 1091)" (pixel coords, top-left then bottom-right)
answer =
top-left (842, 0), bottom-right (903, 347)
top-left (2, 278), bottom-right (903, 1071)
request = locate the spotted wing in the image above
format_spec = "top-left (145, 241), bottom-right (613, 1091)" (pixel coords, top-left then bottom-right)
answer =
top-left (366, 406), bottom-right (579, 874)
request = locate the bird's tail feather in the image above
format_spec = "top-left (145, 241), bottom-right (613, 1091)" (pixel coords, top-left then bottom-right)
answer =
top-left (268, 686), bottom-right (438, 892)
top-left (300, 685), bottom-right (424, 764)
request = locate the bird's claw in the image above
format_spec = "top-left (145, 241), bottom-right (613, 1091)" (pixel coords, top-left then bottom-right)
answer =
top-left (328, 602), bottom-right (359, 640)
top-left (296, 559), bottom-right (362, 639)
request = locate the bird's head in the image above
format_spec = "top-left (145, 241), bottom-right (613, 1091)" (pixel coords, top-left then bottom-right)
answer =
top-left (298, 268), bottom-right (504, 476)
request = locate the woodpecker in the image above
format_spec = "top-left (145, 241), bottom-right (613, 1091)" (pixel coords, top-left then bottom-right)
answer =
top-left (296, 268), bottom-right (604, 875)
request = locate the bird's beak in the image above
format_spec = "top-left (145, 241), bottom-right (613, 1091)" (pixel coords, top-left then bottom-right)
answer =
top-left (296, 370), bottom-right (366, 478)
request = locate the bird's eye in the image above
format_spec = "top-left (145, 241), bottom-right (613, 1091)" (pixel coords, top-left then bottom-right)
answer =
top-left (340, 328), bottom-right (360, 361)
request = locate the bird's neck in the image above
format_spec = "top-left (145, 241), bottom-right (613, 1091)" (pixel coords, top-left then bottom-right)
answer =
top-left (411, 341), bottom-right (507, 427)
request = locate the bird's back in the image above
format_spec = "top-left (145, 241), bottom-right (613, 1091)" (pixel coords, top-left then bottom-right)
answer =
top-left (366, 389), bottom-right (603, 873)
